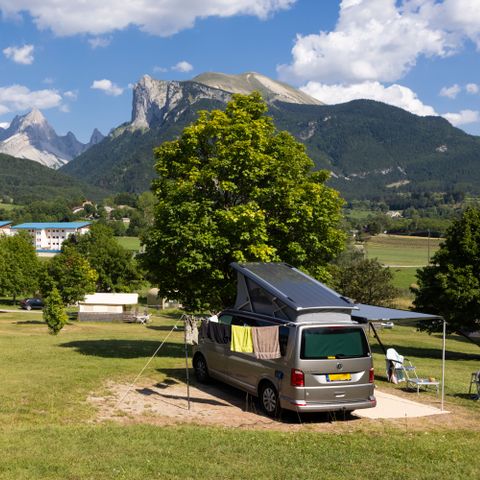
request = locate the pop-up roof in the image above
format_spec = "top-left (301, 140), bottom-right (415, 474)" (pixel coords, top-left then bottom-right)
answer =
top-left (230, 262), bottom-right (355, 323)
top-left (230, 262), bottom-right (443, 326)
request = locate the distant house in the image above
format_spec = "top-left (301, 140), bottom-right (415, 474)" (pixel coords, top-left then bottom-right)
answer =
top-left (11, 222), bottom-right (91, 255)
top-left (0, 220), bottom-right (13, 236)
top-left (78, 293), bottom-right (139, 322)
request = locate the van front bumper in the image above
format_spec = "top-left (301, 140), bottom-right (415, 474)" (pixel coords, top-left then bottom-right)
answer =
top-left (280, 395), bottom-right (377, 413)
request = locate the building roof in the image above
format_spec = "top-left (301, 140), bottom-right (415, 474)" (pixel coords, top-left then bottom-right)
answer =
top-left (0, 220), bottom-right (12, 228)
top-left (12, 222), bottom-right (91, 230)
top-left (231, 262), bottom-right (354, 312)
top-left (80, 293), bottom-right (139, 305)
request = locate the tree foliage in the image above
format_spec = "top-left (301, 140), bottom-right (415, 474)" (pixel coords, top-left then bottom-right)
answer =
top-left (330, 249), bottom-right (398, 306)
top-left (45, 245), bottom-right (98, 305)
top-left (141, 92), bottom-right (345, 311)
top-left (43, 286), bottom-right (68, 335)
top-left (66, 223), bottom-right (143, 292)
top-left (0, 231), bottom-right (40, 302)
top-left (413, 207), bottom-right (480, 332)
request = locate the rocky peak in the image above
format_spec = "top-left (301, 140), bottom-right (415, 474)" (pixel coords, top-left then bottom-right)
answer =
top-left (129, 72), bottom-right (323, 132)
top-left (88, 128), bottom-right (105, 146)
top-left (0, 109), bottom-right (99, 168)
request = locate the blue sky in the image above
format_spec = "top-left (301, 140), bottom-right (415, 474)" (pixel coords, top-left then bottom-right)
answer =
top-left (1, 0), bottom-right (480, 142)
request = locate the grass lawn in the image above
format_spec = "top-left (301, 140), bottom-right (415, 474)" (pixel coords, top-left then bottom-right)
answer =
top-left (391, 266), bottom-right (419, 291)
top-left (115, 236), bottom-right (141, 252)
top-left (0, 310), bottom-right (479, 479)
top-left (0, 202), bottom-right (21, 211)
top-left (364, 234), bottom-right (442, 267)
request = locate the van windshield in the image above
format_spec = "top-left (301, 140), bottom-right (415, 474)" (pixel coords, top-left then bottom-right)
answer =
top-left (300, 327), bottom-right (369, 359)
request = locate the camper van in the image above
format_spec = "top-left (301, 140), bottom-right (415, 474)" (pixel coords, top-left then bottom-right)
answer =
top-left (193, 262), bottom-right (376, 416)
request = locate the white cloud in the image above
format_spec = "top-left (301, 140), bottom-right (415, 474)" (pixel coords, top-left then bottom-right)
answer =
top-left (301, 81), bottom-right (437, 116)
top-left (91, 79), bottom-right (124, 96)
top-left (43, 77), bottom-right (55, 85)
top-left (439, 84), bottom-right (461, 99)
top-left (0, 121), bottom-right (10, 129)
top-left (279, 0), bottom-right (480, 85)
top-left (58, 104), bottom-right (70, 113)
top-left (3, 44), bottom-right (35, 65)
top-left (0, 0), bottom-right (295, 37)
top-left (0, 84), bottom-right (62, 113)
top-left (88, 36), bottom-right (112, 49)
top-left (63, 90), bottom-right (78, 100)
top-left (466, 83), bottom-right (479, 94)
top-left (172, 61), bottom-right (193, 72)
top-left (442, 109), bottom-right (480, 126)
top-left (153, 66), bottom-right (168, 73)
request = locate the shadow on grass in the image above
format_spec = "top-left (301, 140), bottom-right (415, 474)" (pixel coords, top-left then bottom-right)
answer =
top-left (59, 340), bottom-right (184, 359)
top-left (371, 344), bottom-right (480, 361)
top-left (452, 393), bottom-right (479, 400)
top-left (15, 320), bottom-right (44, 325)
top-left (156, 367), bottom-right (361, 425)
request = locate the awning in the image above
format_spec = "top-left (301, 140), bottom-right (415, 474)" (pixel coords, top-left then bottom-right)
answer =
top-left (352, 302), bottom-right (446, 411)
top-left (352, 303), bottom-right (443, 324)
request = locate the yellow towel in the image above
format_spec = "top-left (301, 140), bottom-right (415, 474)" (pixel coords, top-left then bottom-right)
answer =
top-left (230, 325), bottom-right (254, 353)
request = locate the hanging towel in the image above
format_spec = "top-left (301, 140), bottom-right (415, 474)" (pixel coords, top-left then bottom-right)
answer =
top-left (252, 326), bottom-right (281, 359)
top-left (199, 320), bottom-right (231, 344)
top-left (230, 325), bottom-right (254, 353)
top-left (184, 317), bottom-right (199, 345)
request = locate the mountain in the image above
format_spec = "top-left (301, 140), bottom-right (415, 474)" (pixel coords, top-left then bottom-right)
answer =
top-left (192, 72), bottom-right (323, 105)
top-left (0, 109), bottom-right (103, 169)
top-left (0, 153), bottom-right (108, 204)
top-left (62, 72), bottom-right (480, 199)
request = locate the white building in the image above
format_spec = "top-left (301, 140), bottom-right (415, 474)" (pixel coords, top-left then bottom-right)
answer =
top-left (78, 293), bottom-right (139, 321)
top-left (0, 220), bottom-right (13, 236)
top-left (11, 222), bottom-right (91, 254)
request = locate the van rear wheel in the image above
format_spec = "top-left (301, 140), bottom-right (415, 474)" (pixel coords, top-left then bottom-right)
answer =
top-left (259, 382), bottom-right (279, 417)
top-left (193, 354), bottom-right (210, 383)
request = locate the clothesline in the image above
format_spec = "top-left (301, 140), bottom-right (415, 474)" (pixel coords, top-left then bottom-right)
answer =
top-left (197, 319), bottom-right (282, 360)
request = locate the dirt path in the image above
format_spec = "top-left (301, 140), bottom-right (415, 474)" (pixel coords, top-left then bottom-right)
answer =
top-left (88, 379), bottom-right (479, 433)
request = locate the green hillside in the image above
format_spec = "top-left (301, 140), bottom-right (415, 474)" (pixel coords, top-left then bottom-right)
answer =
top-left (0, 153), bottom-right (108, 203)
top-left (62, 97), bottom-right (480, 199)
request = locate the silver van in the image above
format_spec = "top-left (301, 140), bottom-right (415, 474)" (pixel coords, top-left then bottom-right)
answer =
top-left (192, 262), bottom-right (376, 417)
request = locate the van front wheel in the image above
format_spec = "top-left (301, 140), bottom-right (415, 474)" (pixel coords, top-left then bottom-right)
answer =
top-left (259, 382), bottom-right (279, 417)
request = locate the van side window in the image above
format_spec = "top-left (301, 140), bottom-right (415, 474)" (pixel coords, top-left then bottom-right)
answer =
top-left (218, 314), bottom-right (233, 325)
top-left (279, 326), bottom-right (289, 357)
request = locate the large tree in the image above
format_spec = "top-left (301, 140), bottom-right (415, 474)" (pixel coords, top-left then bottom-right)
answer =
top-left (413, 207), bottom-right (480, 332)
top-left (65, 223), bottom-right (143, 292)
top-left (141, 92), bottom-right (346, 311)
top-left (330, 249), bottom-right (398, 306)
top-left (45, 245), bottom-right (98, 305)
top-left (0, 232), bottom-right (40, 303)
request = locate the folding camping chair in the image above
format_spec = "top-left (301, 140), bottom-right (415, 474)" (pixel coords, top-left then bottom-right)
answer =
top-left (386, 348), bottom-right (439, 394)
top-left (468, 371), bottom-right (480, 400)
top-left (385, 348), bottom-right (415, 384)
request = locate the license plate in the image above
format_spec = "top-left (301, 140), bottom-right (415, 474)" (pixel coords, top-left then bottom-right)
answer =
top-left (327, 373), bottom-right (351, 382)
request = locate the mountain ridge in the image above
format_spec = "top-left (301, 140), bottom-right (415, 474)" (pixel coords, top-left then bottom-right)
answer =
top-left (0, 109), bottom-right (104, 169)
top-left (62, 72), bottom-right (480, 200)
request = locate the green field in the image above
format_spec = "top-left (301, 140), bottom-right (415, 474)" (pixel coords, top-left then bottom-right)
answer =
top-left (363, 234), bottom-right (443, 291)
top-left (115, 236), bottom-right (141, 251)
top-left (0, 310), bottom-right (479, 479)
top-left (365, 234), bottom-right (442, 266)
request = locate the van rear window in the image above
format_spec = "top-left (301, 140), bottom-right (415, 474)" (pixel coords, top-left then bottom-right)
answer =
top-left (300, 327), bottom-right (369, 359)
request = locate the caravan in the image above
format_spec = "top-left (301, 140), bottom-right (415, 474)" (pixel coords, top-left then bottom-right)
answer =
top-left (193, 262), bottom-right (376, 416)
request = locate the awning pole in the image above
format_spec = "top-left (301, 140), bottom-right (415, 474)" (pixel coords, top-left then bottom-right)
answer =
top-left (441, 319), bottom-right (446, 411)
top-left (369, 322), bottom-right (387, 355)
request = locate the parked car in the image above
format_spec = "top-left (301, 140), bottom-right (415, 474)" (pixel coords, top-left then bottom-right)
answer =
top-left (192, 262), bottom-right (376, 417)
top-left (20, 298), bottom-right (44, 310)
